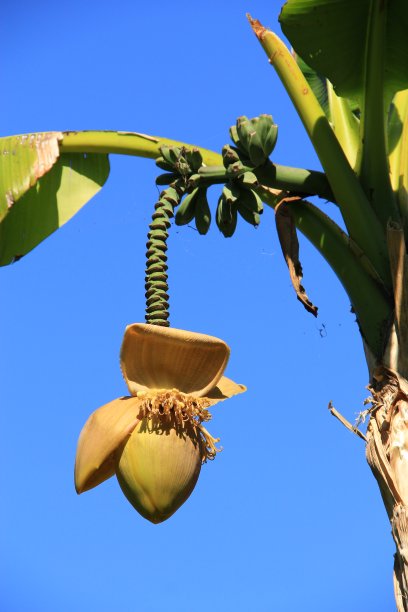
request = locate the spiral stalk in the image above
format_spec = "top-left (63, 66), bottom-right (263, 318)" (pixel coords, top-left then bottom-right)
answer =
top-left (145, 183), bottom-right (183, 326)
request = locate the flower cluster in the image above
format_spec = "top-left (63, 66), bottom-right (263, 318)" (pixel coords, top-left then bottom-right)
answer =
top-left (75, 324), bottom-right (245, 523)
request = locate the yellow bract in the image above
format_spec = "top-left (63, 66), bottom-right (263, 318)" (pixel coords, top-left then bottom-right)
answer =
top-left (120, 323), bottom-right (230, 397)
top-left (75, 395), bottom-right (142, 494)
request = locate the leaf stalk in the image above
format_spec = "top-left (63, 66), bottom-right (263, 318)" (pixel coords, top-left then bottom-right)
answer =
top-left (248, 15), bottom-right (391, 289)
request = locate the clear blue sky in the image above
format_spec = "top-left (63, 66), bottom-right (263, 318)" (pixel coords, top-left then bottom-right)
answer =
top-left (1, 1), bottom-right (395, 610)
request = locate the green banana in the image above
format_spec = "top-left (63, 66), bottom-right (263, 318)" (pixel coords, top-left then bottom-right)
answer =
top-left (237, 187), bottom-right (263, 214)
top-left (237, 204), bottom-right (261, 227)
top-left (155, 172), bottom-right (178, 186)
top-left (175, 188), bottom-right (200, 226)
top-left (156, 157), bottom-right (175, 172)
top-left (237, 171), bottom-right (258, 190)
top-left (257, 114), bottom-right (278, 150)
top-left (185, 148), bottom-right (203, 173)
top-left (160, 145), bottom-right (181, 166)
top-left (229, 122), bottom-right (251, 163)
top-left (216, 185), bottom-right (239, 237)
top-left (229, 124), bottom-right (239, 148)
top-left (222, 183), bottom-right (241, 204)
top-left (236, 116), bottom-right (253, 151)
top-left (194, 189), bottom-right (211, 235)
top-left (222, 144), bottom-right (241, 169)
top-left (247, 115), bottom-right (278, 166)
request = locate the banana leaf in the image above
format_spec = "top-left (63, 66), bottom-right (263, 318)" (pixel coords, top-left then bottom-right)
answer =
top-left (294, 54), bottom-right (330, 118)
top-left (0, 143), bottom-right (109, 266)
top-left (280, 0), bottom-right (408, 104)
top-left (0, 133), bottom-right (63, 222)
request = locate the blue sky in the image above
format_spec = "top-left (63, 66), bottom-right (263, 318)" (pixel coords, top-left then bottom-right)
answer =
top-left (1, 1), bottom-right (395, 610)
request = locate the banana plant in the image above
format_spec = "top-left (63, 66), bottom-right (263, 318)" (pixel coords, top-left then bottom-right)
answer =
top-left (2, 1), bottom-right (408, 609)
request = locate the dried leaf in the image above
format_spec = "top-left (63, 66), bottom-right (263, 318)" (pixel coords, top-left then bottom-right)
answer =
top-left (275, 197), bottom-right (318, 316)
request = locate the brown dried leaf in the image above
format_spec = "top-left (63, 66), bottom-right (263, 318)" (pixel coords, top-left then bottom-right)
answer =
top-left (275, 197), bottom-right (318, 316)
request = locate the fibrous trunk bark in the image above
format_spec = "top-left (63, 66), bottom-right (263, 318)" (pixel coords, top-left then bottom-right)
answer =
top-left (366, 366), bottom-right (408, 612)
top-left (365, 224), bottom-right (408, 610)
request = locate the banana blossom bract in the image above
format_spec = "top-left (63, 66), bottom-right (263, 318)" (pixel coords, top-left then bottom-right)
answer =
top-left (75, 324), bottom-right (246, 523)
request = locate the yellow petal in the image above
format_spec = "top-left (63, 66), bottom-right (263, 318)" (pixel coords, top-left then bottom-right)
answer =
top-left (115, 418), bottom-right (202, 524)
top-left (75, 396), bottom-right (142, 494)
top-left (120, 323), bottom-right (230, 397)
top-left (206, 375), bottom-right (247, 407)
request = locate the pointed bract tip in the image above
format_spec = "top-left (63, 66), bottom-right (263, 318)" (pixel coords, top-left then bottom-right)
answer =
top-left (246, 14), bottom-right (266, 39)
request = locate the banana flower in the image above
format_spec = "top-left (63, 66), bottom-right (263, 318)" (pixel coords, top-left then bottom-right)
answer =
top-left (75, 324), bottom-right (245, 523)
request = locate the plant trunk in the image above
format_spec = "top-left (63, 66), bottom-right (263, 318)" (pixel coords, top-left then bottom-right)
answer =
top-left (365, 361), bottom-right (408, 611)
top-left (363, 224), bottom-right (408, 610)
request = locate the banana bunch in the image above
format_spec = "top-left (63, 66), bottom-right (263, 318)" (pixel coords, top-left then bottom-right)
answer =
top-left (155, 146), bottom-right (203, 185)
top-left (153, 136), bottom-right (268, 239)
top-left (216, 143), bottom-right (264, 236)
top-left (216, 179), bottom-right (263, 238)
top-left (229, 114), bottom-right (278, 167)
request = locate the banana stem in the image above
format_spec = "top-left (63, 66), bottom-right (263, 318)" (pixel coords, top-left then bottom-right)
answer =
top-left (145, 183), bottom-right (185, 327)
top-left (62, 131), bottom-right (333, 201)
top-left (256, 161), bottom-right (334, 202)
top-left (199, 163), bottom-right (334, 200)
top-left (60, 130), bottom-right (222, 166)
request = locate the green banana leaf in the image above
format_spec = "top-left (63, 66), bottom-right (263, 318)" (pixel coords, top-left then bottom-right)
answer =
top-left (388, 93), bottom-right (406, 158)
top-left (295, 53), bottom-right (360, 167)
top-left (0, 133), bottom-right (63, 223)
top-left (295, 54), bottom-right (330, 118)
top-left (0, 130), bottom-right (221, 267)
top-left (388, 90), bottom-right (408, 232)
top-left (0, 150), bottom-right (109, 266)
top-left (280, 0), bottom-right (408, 103)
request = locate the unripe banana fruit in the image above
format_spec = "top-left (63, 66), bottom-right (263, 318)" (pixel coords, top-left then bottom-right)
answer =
top-left (175, 188), bottom-right (199, 226)
top-left (194, 188), bottom-right (211, 235)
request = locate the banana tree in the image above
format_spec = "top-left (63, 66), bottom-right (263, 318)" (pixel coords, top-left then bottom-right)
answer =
top-left (2, 0), bottom-right (408, 608)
